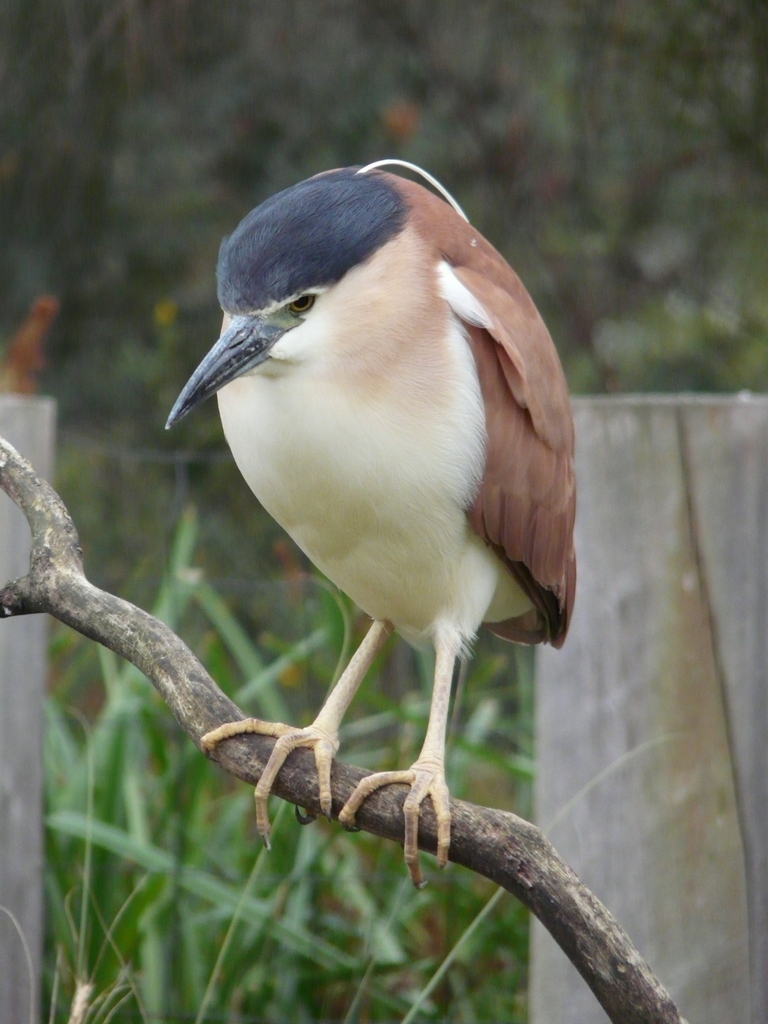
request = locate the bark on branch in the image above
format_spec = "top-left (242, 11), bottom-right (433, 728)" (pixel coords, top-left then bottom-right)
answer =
top-left (0, 433), bottom-right (687, 1024)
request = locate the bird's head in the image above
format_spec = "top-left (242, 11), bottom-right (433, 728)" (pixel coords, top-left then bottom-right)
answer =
top-left (166, 167), bottom-right (408, 428)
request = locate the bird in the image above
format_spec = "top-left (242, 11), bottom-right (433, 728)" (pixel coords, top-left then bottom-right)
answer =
top-left (167, 160), bottom-right (576, 886)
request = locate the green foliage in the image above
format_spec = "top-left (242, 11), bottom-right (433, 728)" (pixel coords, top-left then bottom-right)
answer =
top-left (45, 512), bottom-right (532, 1023)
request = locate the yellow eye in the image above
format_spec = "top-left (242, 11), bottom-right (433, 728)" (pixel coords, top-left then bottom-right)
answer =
top-left (288, 295), bottom-right (315, 315)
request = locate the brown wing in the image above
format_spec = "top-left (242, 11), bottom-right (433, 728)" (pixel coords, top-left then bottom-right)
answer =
top-left (389, 174), bottom-right (576, 647)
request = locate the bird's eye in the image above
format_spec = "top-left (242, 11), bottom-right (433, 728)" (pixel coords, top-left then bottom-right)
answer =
top-left (288, 295), bottom-right (315, 315)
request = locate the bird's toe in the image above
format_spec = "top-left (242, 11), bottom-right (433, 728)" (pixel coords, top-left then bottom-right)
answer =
top-left (200, 717), bottom-right (292, 753)
top-left (338, 769), bottom-right (415, 830)
top-left (313, 740), bottom-right (336, 819)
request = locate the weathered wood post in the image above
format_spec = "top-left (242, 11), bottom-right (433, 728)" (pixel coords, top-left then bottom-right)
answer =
top-left (532, 395), bottom-right (767, 1024)
top-left (0, 395), bottom-right (55, 1024)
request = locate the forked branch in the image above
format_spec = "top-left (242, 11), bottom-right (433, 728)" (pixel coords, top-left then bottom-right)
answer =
top-left (0, 434), bottom-right (687, 1024)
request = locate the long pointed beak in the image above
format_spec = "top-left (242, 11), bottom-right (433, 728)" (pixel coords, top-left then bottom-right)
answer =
top-left (166, 314), bottom-right (285, 428)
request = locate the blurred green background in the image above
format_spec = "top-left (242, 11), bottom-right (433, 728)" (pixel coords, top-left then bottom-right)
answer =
top-left (1, 0), bottom-right (766, 1020)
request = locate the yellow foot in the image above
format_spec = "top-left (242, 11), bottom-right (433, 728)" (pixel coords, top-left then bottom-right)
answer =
top-left (200, 717), bottom-right (338, 849)
top-left (338, 760), bottom-right (451, 887)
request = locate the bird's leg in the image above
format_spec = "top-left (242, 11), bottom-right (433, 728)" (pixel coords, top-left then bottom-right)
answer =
top-left (201, 619), bottom-right (393, 847)
top-left (338, 630), bottom-right (459, 887)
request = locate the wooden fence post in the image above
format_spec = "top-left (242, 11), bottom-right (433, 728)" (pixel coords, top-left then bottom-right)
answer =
top-left (0, 395), bottom-right (56, 1024)
top-left (532, 395), bottom-right (767, 1024)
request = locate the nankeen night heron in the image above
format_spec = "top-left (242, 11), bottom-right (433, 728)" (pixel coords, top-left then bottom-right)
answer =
top-left (167, 160), bottom-right (576, 886)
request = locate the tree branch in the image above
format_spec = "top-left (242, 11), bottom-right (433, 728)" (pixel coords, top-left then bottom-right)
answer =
top-left (0, 433), bottom-right (687, 1024)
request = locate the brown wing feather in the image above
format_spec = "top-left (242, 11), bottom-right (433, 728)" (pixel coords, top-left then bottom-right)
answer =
top-left (388, 173), bottom-right (576, 647)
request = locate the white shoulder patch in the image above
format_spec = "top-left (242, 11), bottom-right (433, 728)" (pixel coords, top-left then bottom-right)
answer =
top-left (436, 262), bottom-right (493, 329)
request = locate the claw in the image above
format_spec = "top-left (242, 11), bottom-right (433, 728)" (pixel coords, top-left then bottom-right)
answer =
top-left (319, 795), bottom-right (333, 822)
top-left (295, 806), bottom-right (316, 826)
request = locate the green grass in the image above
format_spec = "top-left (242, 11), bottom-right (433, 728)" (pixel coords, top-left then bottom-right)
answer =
top-left (44, 509), bottom-right (533, 1023)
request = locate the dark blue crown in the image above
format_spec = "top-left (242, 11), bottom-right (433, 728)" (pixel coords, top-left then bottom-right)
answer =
top-left (217, 168), bottom-right (407, 313)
